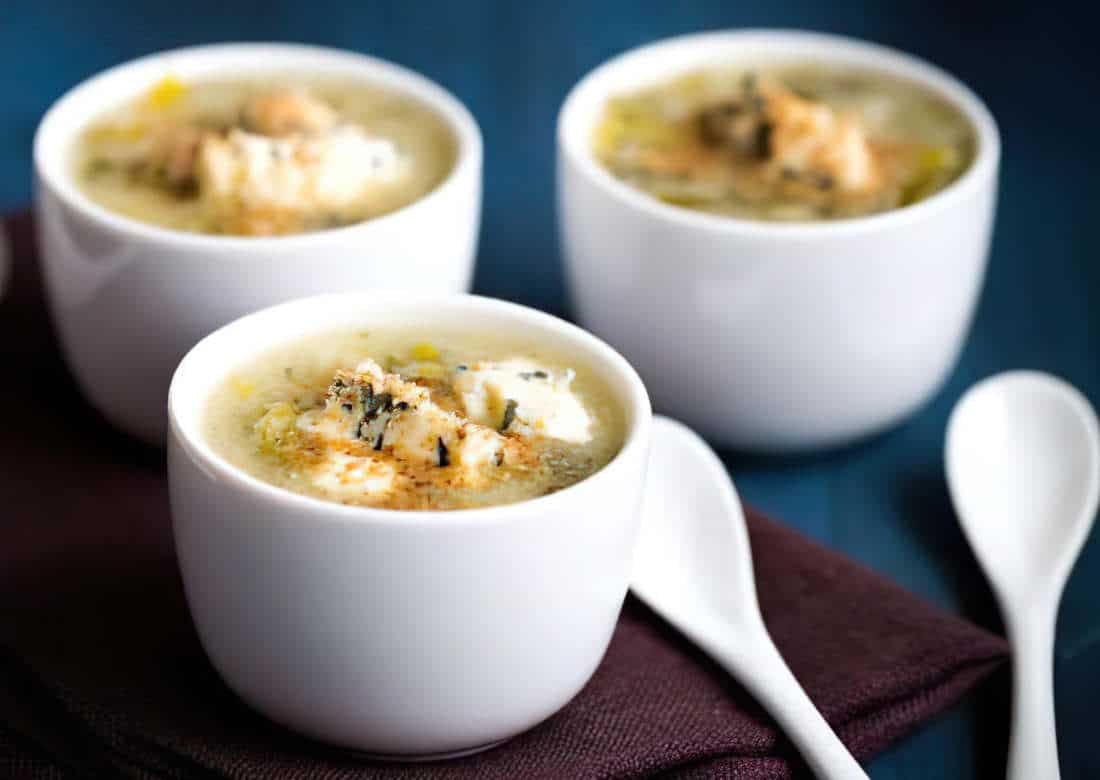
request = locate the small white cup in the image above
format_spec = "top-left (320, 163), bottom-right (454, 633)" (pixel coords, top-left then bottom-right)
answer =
top-left (34, 43), bottom-right (482, 445)
top-left (558, 30), bottom-right (1000, 452)
top-left (167, 292), bottom-right (651, 758)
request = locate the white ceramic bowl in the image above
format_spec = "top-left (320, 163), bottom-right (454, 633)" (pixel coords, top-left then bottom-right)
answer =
top-left (35, 43), bottom-right (482, 445)
top-left (558, 30), bottom-right (999, 452)
top-left (167, 292), bottom-right (651, 758)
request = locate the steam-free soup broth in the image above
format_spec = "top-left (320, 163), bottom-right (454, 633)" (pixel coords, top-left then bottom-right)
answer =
top-left (204, 327), bottom-right (624, 510)
top-left (594, 64), bottom-right (975, 221)
top-left (76, 74), bottom-right (456, 236)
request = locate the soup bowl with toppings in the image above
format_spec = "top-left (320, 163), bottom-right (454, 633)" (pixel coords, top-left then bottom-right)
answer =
top-left (558, 30), bottom-right (999, 451)
top-left (167, 292), bottom-right (651, 757)
top-left (34, 43), bottom-right (481, 445)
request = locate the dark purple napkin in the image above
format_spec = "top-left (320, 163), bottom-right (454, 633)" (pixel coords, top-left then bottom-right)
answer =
top-left (0, 213), bottom-right (1007, 779)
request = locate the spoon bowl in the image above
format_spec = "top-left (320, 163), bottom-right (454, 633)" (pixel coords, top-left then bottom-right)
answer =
top-left (947, 371), bottom-right (1100, 604)
top-left (946, 371), bottom-right (1100, 780)
top-left (632, 417), bottom-right (757, 630)
top-left (632, 415), bottom-right (868, 779)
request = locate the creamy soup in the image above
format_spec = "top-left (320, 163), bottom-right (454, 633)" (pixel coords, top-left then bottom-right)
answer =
top-left (204, 328), bottom-right (624, 510)
top-left (594, 64), bottom-right (975, 221)
top-left (75, 75), bottom-right (456, 236)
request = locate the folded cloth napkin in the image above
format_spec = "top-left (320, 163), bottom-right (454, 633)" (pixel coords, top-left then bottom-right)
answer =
top-left (0, 213), bottom-right (1007, 779)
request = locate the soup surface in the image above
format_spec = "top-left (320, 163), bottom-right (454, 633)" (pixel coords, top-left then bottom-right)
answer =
top-left (593, 64), bottom-right (975, 221)
top-left (204, 327), bottom-right (624, 510)
top-left (75, 74), bottom-right (456, 236)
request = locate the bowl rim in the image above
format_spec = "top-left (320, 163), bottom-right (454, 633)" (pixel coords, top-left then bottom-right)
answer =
top-left (33, 41), bottom-right (482, 252)
top-left (557, 28), bottom-right (1001, 238)
top-left (168, 292), bottom-right (652, 528)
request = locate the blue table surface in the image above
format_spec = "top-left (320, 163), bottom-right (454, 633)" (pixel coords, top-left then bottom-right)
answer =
top-left (3, 2), bottom-right (1098, 777)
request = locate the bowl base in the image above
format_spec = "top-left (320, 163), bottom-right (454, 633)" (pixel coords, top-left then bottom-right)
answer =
top-left (355, 738), bottom-right (509, 763)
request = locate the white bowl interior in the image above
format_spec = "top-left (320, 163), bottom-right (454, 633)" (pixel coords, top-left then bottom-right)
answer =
top-left (35, 43), bottom-right (480, 242)
top-left (559, 29), bottom-right (999, 230)
top-left (169, 293), bottom-right (650, 516)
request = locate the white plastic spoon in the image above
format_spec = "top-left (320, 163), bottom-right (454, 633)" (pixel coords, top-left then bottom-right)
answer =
top-left (632, 415), bottom-right (868, 779)
top-left (946, 371), bottom-right (1100, 780)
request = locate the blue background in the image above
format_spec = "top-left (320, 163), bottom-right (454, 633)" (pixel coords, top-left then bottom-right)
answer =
top-left (3, 2), bottom-right (1098, 777)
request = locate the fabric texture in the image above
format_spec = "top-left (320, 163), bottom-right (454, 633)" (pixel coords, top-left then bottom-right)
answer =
top-left (0, 212), bottom-right (1007, 779)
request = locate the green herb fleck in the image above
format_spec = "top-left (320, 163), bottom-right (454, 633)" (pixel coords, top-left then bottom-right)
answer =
top-left (500, 399), bottom-right (518, 431)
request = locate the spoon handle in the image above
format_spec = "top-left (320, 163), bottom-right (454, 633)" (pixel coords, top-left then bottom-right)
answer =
top-left (1007, 610), bottom-right (1060, 780)
top-left (696, 621), bottom-right (868, 780)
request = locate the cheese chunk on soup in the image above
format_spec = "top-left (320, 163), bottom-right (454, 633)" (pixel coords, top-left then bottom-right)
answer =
top-left (75, 75), bottom-right (456, 236)
top-left (593, 64), bottom-right (975, 221)
top-left (203, 328), bottom-right (625, 510)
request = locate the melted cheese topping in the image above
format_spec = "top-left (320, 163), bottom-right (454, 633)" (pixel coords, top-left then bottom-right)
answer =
top-left (452, 359), bottom-right (593, 443)
top-left (260, 359), bottom-right (553, 504)
top-left (311, 452), bottom-right (396, 499)
top-left (241, 90), bottom-right (337, 136)
top-left (759, 81), bottom-right (878, 192)
top-left (198, 125), bottom-right (405, 234)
